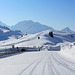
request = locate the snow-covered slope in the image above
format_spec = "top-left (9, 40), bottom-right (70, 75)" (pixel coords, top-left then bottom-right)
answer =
top-left (0, 25), bottom-right (23, 41)
top-left (0, 48), bottom-right (75, 75)
top-left (61, 27), bottom-right (75, 33)
top-left (10, 20), bottom-right (54, 34)
top-left (0, 30), bottom-right (75, 75)
top-left (0, 25), bottom-right (10, 33)
top-left (1, 30), bottom-right (75, 49)
top-left (60, 42), bottom-right (75, 57)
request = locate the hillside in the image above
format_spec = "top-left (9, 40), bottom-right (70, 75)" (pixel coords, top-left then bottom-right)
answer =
top-left (1, 30), bottom-right (75, 49)
top-left (0, 25), bottom-right (23, 41)
top-left (0, 25), bottom-right (10, 33)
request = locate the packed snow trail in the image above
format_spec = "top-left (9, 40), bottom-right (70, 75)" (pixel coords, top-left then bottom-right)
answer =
top-left (18, 52), bottom-right (75, 75)
top-left (0, 51), bottom-right (75, 75)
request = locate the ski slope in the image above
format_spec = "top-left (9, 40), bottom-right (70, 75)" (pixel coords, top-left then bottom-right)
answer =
top-left (0, 51), bottom-right (75, 75)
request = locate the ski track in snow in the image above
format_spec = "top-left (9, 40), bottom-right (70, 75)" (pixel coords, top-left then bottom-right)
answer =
top-left (52, 53), bottom-right (75, 74)
top-left (50, 56), bottom-right (61, 75)
top-left (17, 51), bottom-right (75, 75)
top-left (18, 52), bottom-right (49, 75)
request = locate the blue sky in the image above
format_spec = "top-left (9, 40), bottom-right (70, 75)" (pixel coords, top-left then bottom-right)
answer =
top-left (0, 0), bottom-right (75, 30)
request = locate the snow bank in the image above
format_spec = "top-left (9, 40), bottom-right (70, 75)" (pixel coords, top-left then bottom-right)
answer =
top-left (60, 42), bottom-right (75, 58)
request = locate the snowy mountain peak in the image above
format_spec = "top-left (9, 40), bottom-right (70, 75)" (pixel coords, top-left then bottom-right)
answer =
top-left (64, 27), bottom-right (71, 30)
top-left (10, 20), bottom-right (54, 34)
top-left (61, 27), bottom-right (75, 33)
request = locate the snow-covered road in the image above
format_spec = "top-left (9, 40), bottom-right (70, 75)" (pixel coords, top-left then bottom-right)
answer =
top-left (0, 51), bottom-right (75, 75)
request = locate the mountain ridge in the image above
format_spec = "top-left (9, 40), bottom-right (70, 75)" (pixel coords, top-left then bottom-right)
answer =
top-left (0, 25), bottom-right (23, 41)
top-left (10, 20), bottom-right (54, 34)
top-left (0, 20), bottom-right (75, 34)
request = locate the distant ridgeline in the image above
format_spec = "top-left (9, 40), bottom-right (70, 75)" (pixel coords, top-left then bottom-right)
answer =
top-left (9, 20), bottom-right (54, 34)
top-left (0, 20), bottom-right (75, 34)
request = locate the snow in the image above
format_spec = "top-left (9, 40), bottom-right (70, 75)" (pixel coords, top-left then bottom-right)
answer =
top-left (0, 29), bottom-right (75, 75)
top-left (0, 51), bottom-right (75, 75)
top-left (61, 27), bottom-right (75, 33)
top-left (0, 25), bottom-right (23, 41)
top-left (1, 30), bottom-right (75, 48)
top-left (60, 42), bottom-right (75, 58)
top-left (10, 20), bottom-right (54, 34)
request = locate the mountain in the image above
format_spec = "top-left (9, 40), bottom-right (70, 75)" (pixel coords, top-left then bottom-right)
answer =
top-left (61, 27), bottom-right (75, 33)
top-left (0, 21), bottom-right (8, 27)
top-left (0, 25), bottom-right (23, 41)
top-left (0, 25), bottom-right (10, 33)
top-left (10, 20), bottom-right (54, 34)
